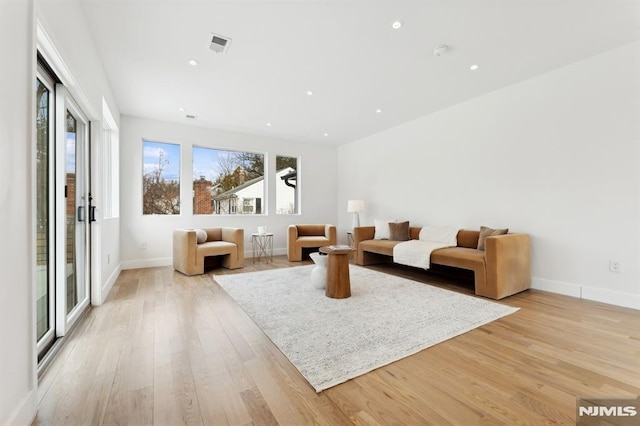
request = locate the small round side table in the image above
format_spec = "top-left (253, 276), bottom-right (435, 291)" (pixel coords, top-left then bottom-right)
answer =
top-left (252, 233), bottom-right (274, 264)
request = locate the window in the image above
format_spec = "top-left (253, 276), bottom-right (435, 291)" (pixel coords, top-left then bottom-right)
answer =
top-left (102, 99), bottom-right (119, 218)
top-left (142, 140), bottom-right (180, 215)
top-left (193, 147), bottom-right (264, 215)
top-left (276, 155), bottom-right (299, 214)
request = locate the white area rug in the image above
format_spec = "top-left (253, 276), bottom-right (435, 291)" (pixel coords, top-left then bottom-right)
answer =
top-left (214, 265), bottom-right (518, 392)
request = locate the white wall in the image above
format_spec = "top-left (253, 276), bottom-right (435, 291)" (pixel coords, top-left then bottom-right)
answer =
top-left (0, 0), bottom-right (120, 420)
top-left (37, 0), bottom-right (121, 304)
top-left (338, 42), bottom-right (640, 309)
top-left (0, 0), bottom-right (37, 423)
top-left (120, 116), bottom-right (338, 268)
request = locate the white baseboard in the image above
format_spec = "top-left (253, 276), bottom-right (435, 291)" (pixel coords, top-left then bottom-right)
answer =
top-left (244, 248), bottom-right (288, 258)
top-left (121, 248), bottom-right (292, 271)
top-left (7, 388), bottom-right (37, 426)
top-left (581, 287), bottom-right (640, 310)
top-left (100, 264), bottom-right (122, 304)
top-left (531, 277), bottom-right (639, 310)
top-left (531, 277), bottom-right (581, 298)
top-left (120, 257), bottom-right (172, 270)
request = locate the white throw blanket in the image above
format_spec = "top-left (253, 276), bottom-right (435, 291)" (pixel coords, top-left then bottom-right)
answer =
top-left (393, 226), bottom-right (458, 269)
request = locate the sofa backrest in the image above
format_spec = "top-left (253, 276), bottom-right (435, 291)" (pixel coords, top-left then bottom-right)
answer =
top-left (409, 227), bottom-right (421, 240)
top-left (457, 230), bottom-right (480, 248)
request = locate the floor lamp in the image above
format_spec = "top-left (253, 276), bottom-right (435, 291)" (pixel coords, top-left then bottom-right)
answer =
top-left (347, 200), bottom-right (365, 230)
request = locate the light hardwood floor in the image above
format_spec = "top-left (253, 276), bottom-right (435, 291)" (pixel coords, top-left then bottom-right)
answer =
top-left (34, 257), bottom-right (640, 425)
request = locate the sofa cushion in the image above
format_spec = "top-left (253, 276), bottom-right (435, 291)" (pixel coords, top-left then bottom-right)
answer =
top-left (477, 226), bottom-right (508, 250)
top-left (431, 247), bottom-right (486, 269)
top-left (389, 221), bottom-right (410, 241)
top-left (359, 239), bottom-right (401, 257)
top-left (195, 228), bottom-right (207, 244)
top-left (374, 219), bottom-right (392, 240)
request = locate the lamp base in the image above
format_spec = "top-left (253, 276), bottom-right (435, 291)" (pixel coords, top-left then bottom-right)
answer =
top-left (352, 212), bottom-right (360, 230)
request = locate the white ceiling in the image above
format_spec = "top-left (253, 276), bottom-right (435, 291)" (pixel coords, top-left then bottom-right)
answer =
top-left (80, 0), bottom-right (640, 145)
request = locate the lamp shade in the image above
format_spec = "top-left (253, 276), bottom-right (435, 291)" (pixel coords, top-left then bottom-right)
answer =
top-left (347, 200), bottom-right (365, 213)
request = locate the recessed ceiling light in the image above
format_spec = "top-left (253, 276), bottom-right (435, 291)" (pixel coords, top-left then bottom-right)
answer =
top-left (266, 122), bottom-right (272, 127)
top-left (306, 90), bottom-right (314, 96)
top-left (323, 132), bottom-right (329, 137)
top-left (375, 108), bottom-right (382, 114)
top-left (178, 107), bottom-right (185, 111)
top-left (188, 59), bottom-right (198, 66)
top-left (470, 64), bottom-right (479, 71)
top-left (391, 21), bottom-right (403, 30)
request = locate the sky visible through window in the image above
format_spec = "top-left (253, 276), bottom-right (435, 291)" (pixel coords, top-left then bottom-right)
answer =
top-left (143, 140), bottom-right (180, 181)
top-left (193, 146), bottom-right (224, 181)
top-left (66, 133), bottom-right (75, 172)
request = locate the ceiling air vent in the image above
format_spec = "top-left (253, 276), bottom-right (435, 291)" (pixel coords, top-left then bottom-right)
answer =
top-left (185, 114), bottom-right (197, 120)
top-left (209, 33), bottom-right (231, 54)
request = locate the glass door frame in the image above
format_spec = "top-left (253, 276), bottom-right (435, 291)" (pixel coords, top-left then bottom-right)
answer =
top-left (54, 85), bottom-right (91, 336)
top-left (35, 65), bottom-right (56, 356)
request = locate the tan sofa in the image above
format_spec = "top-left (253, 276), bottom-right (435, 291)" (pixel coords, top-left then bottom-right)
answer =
top-left (173, 227), bottom-right (244, 276)
top-left (354, 226), bottom-right (530, 300)
top-left (287, 224), bottom-right (337, 261)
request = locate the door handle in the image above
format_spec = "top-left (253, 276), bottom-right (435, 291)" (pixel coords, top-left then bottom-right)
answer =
top-left (77, 206), bottom-right (84, 222)
top-left (89, 206), bottom-right (96, 222)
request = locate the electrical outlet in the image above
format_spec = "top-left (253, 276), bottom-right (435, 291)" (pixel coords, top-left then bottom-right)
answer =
top-left (141, 242), bottom-right (148, 250)
top-left (609, 260), bottom-right (621, 273)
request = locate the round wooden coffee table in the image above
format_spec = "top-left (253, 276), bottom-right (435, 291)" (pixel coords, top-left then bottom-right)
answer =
top-left (319, 246), bottom-right (354, 299)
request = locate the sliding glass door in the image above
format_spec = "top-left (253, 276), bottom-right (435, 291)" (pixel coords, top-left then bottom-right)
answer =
top-left (36, 62), bottom-right (91, 360)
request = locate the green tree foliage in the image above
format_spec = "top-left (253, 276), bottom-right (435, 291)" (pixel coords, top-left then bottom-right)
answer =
top-left (212, 151), bottom-right (266, 194)
top-left (233, 151), bottom-right (263, 179)
top-left (276, 155), bottom-right (297, 171)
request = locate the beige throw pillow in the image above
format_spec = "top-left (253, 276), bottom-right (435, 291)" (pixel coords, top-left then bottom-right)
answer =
top-left (195, 228), bottom-right (208, 244)
top-left (477, 226), bottom-right (508, 250)
top-left (389, 221), bottom-right (410, 241)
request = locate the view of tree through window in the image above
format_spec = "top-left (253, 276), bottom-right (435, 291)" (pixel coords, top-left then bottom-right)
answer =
top-left (193, 147), bottom-right (265, 215)
top-left (142, 140), bottom-right (180, 215)
top-left (276, 155), bottom-right (298, 214)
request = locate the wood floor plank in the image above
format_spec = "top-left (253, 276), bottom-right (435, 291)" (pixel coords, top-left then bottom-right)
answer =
top-left (34, 257), bottom-right (640, 425)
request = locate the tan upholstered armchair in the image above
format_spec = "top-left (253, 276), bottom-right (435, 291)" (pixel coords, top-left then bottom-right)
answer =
top-left (287, 224), bottom-right (337, 261)
top-left (173, 227), bottom-right (244, 276)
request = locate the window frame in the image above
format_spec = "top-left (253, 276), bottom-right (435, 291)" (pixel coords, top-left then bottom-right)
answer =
top-left (142, 139), bottom-right (182, 216)
top-left (275, 154), bottom-right (300, 215)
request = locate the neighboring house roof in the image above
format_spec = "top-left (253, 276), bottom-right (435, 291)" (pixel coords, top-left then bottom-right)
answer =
top-left (213, 174), bottom-right (264, 200)
top-left (213, 167), bottom-right (296, 200)
top-left (280, 170), bottom-right (297, 181)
